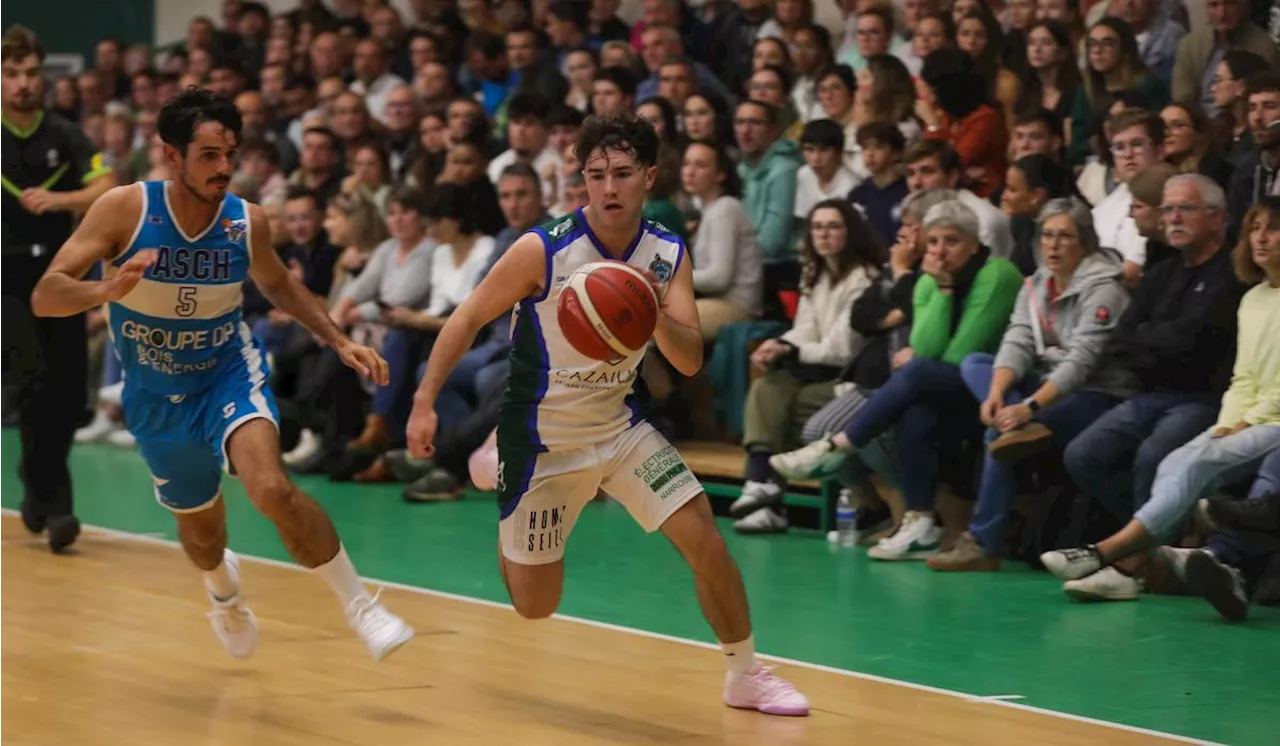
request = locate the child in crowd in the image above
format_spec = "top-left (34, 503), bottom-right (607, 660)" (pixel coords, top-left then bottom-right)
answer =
top-left (847, 121), bottom-right (909, 248)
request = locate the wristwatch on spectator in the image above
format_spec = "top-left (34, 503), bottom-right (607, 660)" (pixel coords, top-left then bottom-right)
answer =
top-left (1024, 398), bottom-right (1041, 413)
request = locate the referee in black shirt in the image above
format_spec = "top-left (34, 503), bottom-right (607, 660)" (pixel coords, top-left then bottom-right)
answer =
top-left (2, 26), bottom-right (113, 552)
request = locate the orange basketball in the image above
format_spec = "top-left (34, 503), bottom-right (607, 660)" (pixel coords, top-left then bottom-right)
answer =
top-left (556, 262), bottom-right (659, 361)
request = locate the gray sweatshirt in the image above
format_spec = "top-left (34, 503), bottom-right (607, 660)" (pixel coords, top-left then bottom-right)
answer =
top-left (340, 235), bottom-right (437, 321)
top-left (690, 195), bottom-right (764, 317)
top-left (993, 249), bottom-right (1136, 398)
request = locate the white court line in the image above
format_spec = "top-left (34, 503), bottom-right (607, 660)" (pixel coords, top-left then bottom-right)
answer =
top-left (0, 509), bottom-right (1222, 745)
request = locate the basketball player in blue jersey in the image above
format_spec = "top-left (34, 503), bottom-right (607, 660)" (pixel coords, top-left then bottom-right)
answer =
top-left (406, 115), bottom-right (810, 715)
top-left (30, 89), bottom-right (414, 662)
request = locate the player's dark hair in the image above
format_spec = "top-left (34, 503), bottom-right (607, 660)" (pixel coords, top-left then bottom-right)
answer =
top-left (157, 87), bottom-right (243, 155)
top-left (2, 25), bottom-right (45, 64)
top-left (575, 112), bottom-right (660, 167)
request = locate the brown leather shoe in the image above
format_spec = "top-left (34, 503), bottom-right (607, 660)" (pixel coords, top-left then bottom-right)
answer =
top-left (927, 532), bottom-right (1000, 572)
top-left (347, 414), bottom-right (390, 452)
top-left (988, 422), bottom-right (1054, 463)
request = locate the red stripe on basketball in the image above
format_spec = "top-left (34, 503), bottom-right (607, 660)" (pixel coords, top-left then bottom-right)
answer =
top-left (557, 286), bottom-right (619, 361)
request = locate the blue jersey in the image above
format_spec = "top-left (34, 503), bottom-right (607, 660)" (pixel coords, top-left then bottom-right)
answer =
top-left (107, 180), bottom-right (258, 396)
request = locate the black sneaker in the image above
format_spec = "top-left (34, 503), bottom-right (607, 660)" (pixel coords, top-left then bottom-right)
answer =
top-left (403, 468), bottom-right (463, 503)
top-left (855, 503), bottom-right (893, 537)
top-left (1200, 494), bottom-right (1280, 550)
top-left (1184, 550), bottom-right (1249, 622)
top-left (19, 497), bottom-right (45, 534)
top-left (46, 514), bottom-right (81, 554)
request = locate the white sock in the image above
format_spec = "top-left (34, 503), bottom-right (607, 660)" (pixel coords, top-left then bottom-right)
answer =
top-left (204, 559), bottom-right (238, 601)
top-left (721, 635), bottom-right (756, 677)
top-left (312, 545), bottom-right (370, 611)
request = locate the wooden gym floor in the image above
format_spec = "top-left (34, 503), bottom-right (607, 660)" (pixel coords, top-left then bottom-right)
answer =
top-left (4, 431), bottom-right (1273, 745)
top-left (3, 515), bottom-right (1194, 746)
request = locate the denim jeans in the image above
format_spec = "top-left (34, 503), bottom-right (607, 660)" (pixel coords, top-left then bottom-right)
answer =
top-left (1137, 425), bottom-right (1280, 540)
top-left (251, 316), bottom-right (296, 357)
top-left (1063, 392), bottom-right (1219, 520)
top-left (959, 353), bottom-right (1123, 553)
top-left (430, 338), bottom-right (510, 431)
top-left (843, 357), bottom-right (979, 512)
top-left (372, 329), bottom-right (430, 438)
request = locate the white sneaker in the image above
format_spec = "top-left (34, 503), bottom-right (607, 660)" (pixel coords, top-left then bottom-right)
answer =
top-left (768, 438), bottom-right (850, 482)
top-left (283, 428), bottom-right (322, 466)
top-left (728, 480), bottom-right (783, 519)
top-left (98, 381), bottom-right (124, 406)
top-left (1040, 545), bottom-right (1104, 580)
top-left (75, 411), bottom-right (118, 443)
top-left (106, 428), bottom-right (137, 447)
top-left (207, 550), bottom-right (259, 659)
top-left (733, 507), bottom-right (789, 534)
top-left (1063, 566), bottom-right (1144, 602)
top-left (347, 591), bottom-right (414, 661)
top-left (867, 511), bottom-right (941, 560)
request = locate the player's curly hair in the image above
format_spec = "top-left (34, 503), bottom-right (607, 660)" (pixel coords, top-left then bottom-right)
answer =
top-left (157, 87), bottom-right (243, 155)
top-left (574, 112), bottom-right (659, 168)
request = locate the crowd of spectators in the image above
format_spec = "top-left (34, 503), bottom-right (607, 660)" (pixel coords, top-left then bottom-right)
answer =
top-left (48, 0), bottom-right (1280, 620)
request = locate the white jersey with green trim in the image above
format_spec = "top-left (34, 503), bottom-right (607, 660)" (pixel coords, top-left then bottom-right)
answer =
top-left (498, 208), bottom-right (685, 453)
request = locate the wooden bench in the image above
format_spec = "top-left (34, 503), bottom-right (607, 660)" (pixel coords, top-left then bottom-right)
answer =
top-left (674, 440), bottom-right (839, 531)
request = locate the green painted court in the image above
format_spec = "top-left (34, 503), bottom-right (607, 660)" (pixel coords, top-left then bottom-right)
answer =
top-left (3, 429), bottom-right (1275, 745)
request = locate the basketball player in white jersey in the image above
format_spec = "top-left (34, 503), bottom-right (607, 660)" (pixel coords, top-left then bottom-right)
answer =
top-left (406, 114), bottom-right (810, 715)
top-left (30, 88), bottom-right (413, 662)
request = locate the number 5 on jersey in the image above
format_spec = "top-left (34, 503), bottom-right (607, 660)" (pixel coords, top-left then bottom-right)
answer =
top-left (175, 286), bottom-right (197, 317)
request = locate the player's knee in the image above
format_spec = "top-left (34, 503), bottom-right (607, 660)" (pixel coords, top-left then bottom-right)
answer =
top-left (244, 474), bottom-right (300, 520)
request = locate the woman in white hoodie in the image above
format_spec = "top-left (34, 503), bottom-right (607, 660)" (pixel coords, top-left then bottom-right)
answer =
top-left (734, 199), bottom-right (883, 533)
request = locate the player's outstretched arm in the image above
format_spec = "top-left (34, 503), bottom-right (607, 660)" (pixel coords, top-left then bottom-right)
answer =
top-left (31, 185), bottom-right (148, 318)
top-left (406, 233), bottom-right (544, 456)
top-left (652, 251), bottom-right (703, 376)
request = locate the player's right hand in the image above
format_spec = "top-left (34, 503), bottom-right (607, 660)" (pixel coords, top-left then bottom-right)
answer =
top-left (406, 403), bottom-right (438, 459)
top-left (104, 249), bottom-right (157, 302)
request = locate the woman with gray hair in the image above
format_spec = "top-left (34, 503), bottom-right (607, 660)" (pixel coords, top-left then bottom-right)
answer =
top-left (763, 198), bottom-right (1024, 559)
top-left (928, 198), bottom-right (1137, 571)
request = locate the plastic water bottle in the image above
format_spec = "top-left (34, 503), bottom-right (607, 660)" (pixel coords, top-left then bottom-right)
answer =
top-left (835, 488), bottom-right (859, 547)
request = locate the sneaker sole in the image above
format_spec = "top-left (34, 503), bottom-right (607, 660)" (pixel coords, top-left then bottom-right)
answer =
top-left (988, 432), bottom-right (1053, 463)
top-left (370, 627), bottom-right (415, 662)
top-left (728, 492), bottom-right (784, 519)
top-left (1063, 585), bottom-right (1139, 602)
top-left (725, 701), bottom-right (810, 716)
top-left (867, 545), bottom-right (939, 561)
top-left (1184, 552), bottom-right (1248, 622)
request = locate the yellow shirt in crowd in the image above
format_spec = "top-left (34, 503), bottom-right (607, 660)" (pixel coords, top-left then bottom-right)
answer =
top-left (1217, 282), bottom-right (1280, 428)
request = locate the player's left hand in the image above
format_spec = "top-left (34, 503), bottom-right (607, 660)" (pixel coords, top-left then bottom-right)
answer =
top-left (336, 339), bottom-right (389, 386)
top-left (20, 188), bottom-right (65, 215)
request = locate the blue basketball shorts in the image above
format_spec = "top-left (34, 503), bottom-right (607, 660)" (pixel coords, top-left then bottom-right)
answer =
top-left (122, 356), bottom-right (279, 513)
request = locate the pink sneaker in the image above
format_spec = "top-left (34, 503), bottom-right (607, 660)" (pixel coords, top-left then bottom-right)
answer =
top-left (723, 664), bottom-right (810, 716)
